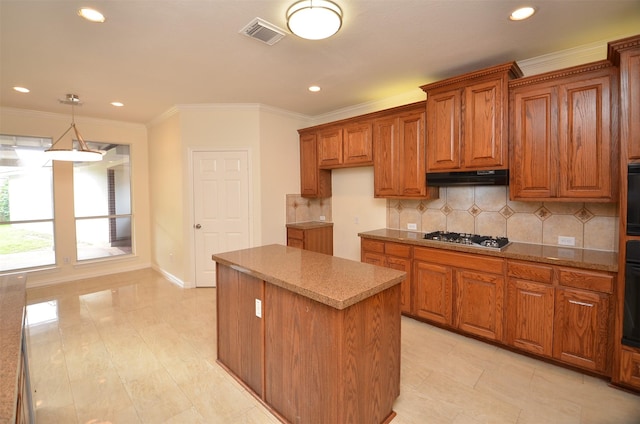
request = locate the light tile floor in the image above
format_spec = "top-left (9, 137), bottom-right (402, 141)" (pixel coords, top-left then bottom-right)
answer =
top-left (25, 268), bottom-right (640, 423)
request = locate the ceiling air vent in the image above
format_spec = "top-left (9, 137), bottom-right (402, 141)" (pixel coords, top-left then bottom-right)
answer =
top-left (240, 17), bottom-right (286, 45)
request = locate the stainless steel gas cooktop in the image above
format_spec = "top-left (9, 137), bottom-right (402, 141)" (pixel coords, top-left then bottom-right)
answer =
top-left (423, 231), bottom-right (510, 250)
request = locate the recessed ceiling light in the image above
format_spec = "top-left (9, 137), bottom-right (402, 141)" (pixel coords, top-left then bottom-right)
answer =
top-left (111, 101), bottom-right (124, 107)
top-left (309, 86), bottom-right (321, 92)
top-left (509, 6), bottom-right (536, 21)
top-left (13, 86), bottom-right (30, 93)
top-left (78, 8), bottom-right (106, 23)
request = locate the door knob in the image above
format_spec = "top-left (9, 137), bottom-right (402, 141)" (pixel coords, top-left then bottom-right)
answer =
top-left (194, 224), bottom-right (202, 229)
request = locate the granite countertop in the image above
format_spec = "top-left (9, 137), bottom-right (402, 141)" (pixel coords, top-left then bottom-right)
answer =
top-left (286, 221), bottom-right (334, 229)
top-left (0, 273), bottom-right (27, 424)
top-left (359, 229), bottom-right (619, 273)
top-left (212, 244), bottom-right (405, 310)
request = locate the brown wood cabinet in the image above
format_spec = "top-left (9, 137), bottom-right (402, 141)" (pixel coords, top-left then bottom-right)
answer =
top-left (505, 260), bottom-right (614, 374)
top-left (361, 238), bottom-right (412, 313)
top-left (609, 33), bottom-right (640, 393)
top-left (509, 60), bottom-right (618, 202)
top-left (286, 223), bottom-right (333, 255)
top-left (413, 247), bottom-right (505, 342)
top-left (373, 105), bottom-right (438, 199)
top-left (299, 132), bottom-right (331, 198)
top-left (421, 62), bottom-right (522, 172)
top-left (317, 121), bottom-right (373, 168)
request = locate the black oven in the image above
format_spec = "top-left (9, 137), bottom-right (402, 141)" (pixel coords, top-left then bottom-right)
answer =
top-left (627, 164), bottom-right (640, 235)
top-left (623, 240), bottom-right (640, 348)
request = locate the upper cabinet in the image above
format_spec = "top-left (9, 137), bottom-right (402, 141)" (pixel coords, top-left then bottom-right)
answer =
top-left (299, 132), bottom-right (331, 198)
top-left (373, 102), bottom-right (438, 199)
top-left (509, 60), bottom-right (619, 202)
top-left (317, 121), bottom-right (373, 168)
top-left (421, 62), bottom-right (523, 172)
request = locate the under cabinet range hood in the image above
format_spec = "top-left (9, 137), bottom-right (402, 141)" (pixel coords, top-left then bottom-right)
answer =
top-left (426, 170), bottom-right (509, 186)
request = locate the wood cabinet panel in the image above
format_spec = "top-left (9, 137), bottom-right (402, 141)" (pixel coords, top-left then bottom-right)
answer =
top-left (414, 246), bottom-right (503, 274)
top-left (426, 89), bottom-right (461, 170)
top-left (317, 127), bottom-right (343, 167)
top-left (553, 287), bottom-right (611, 373)
top-left (455, 269), bottom-right (504, 341)
top-left (506, 278), bottom-right (555, 356)
top-left (464, 78), bottom-right (507, 168)
top-left (362, 241), bottom-right (412, 314)
top-left (343, 122), bottom-right (373, 165)
top-left (216, 266), bottom-right (264, 396)
top-left (507, 261), bottom-right (554, 284)
top-left (558, 74), bottom-right (614, 199)
top-left (373, 116), bottom-right (399, 196)
top-left (300, 133), bottom-right (331, 198)
top-left (620, 348), bottom-right (640, 389)
top-left (557, 267), bottom-right (614, 294)
top-left (413, 260), bottom-right (453, 325)
top-left (509, 61), bottom-right (618, 202)
top-left (287, 225), bottom-right (333, 255)
top-left (387, 256), bottom-right (412, 314)
top-left (510, 86), bottom-right (558, 199)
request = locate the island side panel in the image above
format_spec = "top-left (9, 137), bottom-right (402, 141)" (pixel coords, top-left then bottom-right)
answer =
top-left (342, 284), bottom-right (401, 424)
top-left (264, 283), bottom-right (341, 423)
top-left (216, 264), bottom-right (264, 397)
top-left (264, 282), bottom-right (402, 423)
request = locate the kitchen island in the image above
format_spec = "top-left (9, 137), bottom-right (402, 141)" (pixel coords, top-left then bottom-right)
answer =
top-left (211, 244), bottom-right (406, 424)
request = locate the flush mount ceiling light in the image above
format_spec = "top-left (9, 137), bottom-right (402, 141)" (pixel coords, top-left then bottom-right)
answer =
top-left (509, 6), bottom-right (536, 21)
top-left (286, 0), bottom-right (343, 40)
top-left (13, 86), bottom-right (30, 93)
top-left (78, 7), bottom-right (106, 23)
top-left (45, 94), bottom-right (103, 162)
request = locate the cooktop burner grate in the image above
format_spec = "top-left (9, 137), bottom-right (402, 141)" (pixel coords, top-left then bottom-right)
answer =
top-left (423, 231), bottom-right (510, 250)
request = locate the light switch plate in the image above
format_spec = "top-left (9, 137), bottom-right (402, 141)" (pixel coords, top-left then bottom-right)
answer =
top-left (255, 299), bottom-right (262, 318)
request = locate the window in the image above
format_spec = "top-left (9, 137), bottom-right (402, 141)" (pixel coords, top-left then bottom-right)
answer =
top-left (74, 143), bottom-right (132, 261)
top-left (0, 135), bottom-right (55, 272)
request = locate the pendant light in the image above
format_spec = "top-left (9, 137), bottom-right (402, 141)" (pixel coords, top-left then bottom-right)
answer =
top-left (45, 94), bottom-right (103, 162)
top-left (286, 0), bottom-right (343, 40)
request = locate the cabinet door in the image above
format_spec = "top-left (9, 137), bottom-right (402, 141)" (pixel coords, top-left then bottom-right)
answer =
top-left (558, 73), bottom-right (614, 199)
top-left (300, 133), bottom-right (331, 198)
top-left (373, 116), bottom-right (400, 196)
top-left (317, 127), bottom-right (343, 167)
top-left (623, 48), bottom-right (640, 160)
top-left (619, 348), bottom-right (640, 389)
top-left (455, 270), bottom-right (504, 341)
top-left (510, 85), bottom-right (558, 199)
top-left (399, 110), bottom-right (427, 196)
top-left (413, 260), bottom-right (453, 325)
top-left (464, 78), bottom-right (507, 168)
top-left (426, 88), bottom-right (462, 171)
top-left (343, 122), bottom-right (373, 165)
top-left (506, 278), bottom-right (555, 356)
top-left (387, 256), bottom-right (412, 314)
top-left (553, 287), bottom-right (610, 373)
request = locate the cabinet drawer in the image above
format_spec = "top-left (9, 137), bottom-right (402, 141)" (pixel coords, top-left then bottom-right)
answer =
top-left (287, 228), bottom-right (304, 240)
top-left (507, 261), bottom-right (553, 284)
top-left (385, 242), bottom-right (412, 258)
top-left (361, 238), bottom-right (385, 253)
top-left (558, 267), bottom-right (614, 294)
top-left (414, 247), bottom-right (503, 274)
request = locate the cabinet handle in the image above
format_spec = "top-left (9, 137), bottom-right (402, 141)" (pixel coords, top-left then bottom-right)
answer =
top-left (569, 300), bottom-right (593, 307)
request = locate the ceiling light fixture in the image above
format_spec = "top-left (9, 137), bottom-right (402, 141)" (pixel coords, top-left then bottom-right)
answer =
top-left (111, 101), bottom-right (124, 107)
top-left (78, 7), bottom-right (106, 23)
top-left (286, 0), bottom-right (342, 40)
top-left (45, 94), bottom-right (103, 162)
top-left (13, 86), bottom-right (30, 93)
top-left (509, 6), bottom-right (536, 21)
top-left (308, 85), bottom-right (321, 92)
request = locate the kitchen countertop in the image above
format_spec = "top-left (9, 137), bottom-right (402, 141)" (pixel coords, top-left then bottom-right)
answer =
top-left (0, 273), bottom-right (27, 424)
top-left (359, 229), bottom-right (619, 272)
top-left (212, 244), bottom-right (405, 310)
top-left (285, 221), bottom-right (334, 229)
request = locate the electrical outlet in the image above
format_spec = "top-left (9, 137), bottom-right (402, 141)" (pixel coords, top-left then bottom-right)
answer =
top-left (255, 299), bottom-right (262, 318)
top-left (354, 216), bottom-right (359, 224)
top-left (319, 215), bottom-right (325, 221)
top-left (407, 223), bottom-right (417, 230)
top-left (558, 236), bottom-right (575, 246)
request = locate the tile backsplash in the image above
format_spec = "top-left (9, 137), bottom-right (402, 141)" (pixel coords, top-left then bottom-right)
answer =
top-left (387, 186), bottom-right (619, 251)
top-left (286, 194), bottom-right (332, 223)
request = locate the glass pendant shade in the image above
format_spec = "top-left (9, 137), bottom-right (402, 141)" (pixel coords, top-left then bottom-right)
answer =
top-left (287, 0), bottom-right (342, 40)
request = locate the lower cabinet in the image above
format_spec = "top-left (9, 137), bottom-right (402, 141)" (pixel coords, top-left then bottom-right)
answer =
top-left (505, 260), bottom-right (613, 374)
top-left (361, 239), bottom-right (412, 314)
top-left (360, 238), bottom-right (617, 377)
top-left (286, 224), bottom-right (333, 255)
top-left (619, 347), bottom-right (640, 389)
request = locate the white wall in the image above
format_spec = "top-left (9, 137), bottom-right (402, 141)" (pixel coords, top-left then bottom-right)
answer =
top-left (0, 107), bottom-right (151, 287)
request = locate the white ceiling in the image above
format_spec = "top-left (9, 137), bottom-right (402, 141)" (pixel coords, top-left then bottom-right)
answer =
top-left (1, 0), bottom-right (640, 124)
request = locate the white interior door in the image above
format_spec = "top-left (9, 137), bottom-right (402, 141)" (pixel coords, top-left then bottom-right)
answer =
top-left (193, 150), bottom-right (250, 287)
